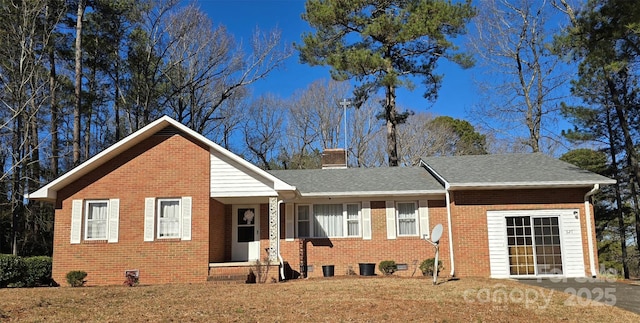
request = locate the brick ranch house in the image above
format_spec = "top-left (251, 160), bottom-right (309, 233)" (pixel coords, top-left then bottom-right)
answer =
top-left (28, 116), bottom-right (615, 286)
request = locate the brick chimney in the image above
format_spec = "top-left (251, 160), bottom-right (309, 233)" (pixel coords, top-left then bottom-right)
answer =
top-left (322, 148), bottom-right (347, 169)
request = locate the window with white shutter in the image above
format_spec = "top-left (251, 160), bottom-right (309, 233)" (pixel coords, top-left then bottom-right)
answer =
top-left (70, 198), bottom-right (119, 243)
top-left (144, 197), bottom-right (193, 241)
top-left (85, 200), bottom-right (108, 240)
top-left (396, 201), bottom-right (418, 236)
top-left (158, 198), bottom-right (181, 238)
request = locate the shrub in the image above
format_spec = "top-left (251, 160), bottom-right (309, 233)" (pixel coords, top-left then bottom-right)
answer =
top-left (66, 271), bottom-right (87, 287)
top-left (0, 254), bottom-right (26, 288)
top-left (419, 258), bottom-right (444, 276)
top-left (23, 256), bottom-right (52, 287)
top-left (378, 260), bottom-right (397, 275)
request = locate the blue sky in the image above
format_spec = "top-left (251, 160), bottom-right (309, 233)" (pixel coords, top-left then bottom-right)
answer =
top-left (197, 0), bottom-right (475, 120)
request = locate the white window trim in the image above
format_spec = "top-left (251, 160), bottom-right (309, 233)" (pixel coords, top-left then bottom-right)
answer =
top-left (396, 201), bottom-right (419, 237)
top-left (156, 198), bottom-right (182, 239)
top-left (296, 204), bottom-right (312, 238)
top-left (344, 203), bottom-right (361, 237)
top-left (84, 199), bottom-right (110, 241)
top-left (296, 203), bottom-right (362, 238)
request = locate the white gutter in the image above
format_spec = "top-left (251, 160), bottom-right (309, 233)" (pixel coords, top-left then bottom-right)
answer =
top-left (445, 188), bottom-right (455, 277)
top-left (418, 160), bottom-right (455, 278)
top-left (584, 184), bottom-right (600, 278)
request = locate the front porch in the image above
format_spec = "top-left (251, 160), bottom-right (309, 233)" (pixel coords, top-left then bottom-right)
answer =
top-left (207, 196), bottom-right (282, 283)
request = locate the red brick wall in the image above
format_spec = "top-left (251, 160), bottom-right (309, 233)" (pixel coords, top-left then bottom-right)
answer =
top-left (223, 204), bottom-right (232, 260)
top-left (449, 188), bottom-right (594, 277)
top-left (278, 187), bottom-right (598, 279)
top-left (279, 200), bottom-right (448, 278)
top-left (209, 199), bottom-right (226, 262)
top-left (53, 133), bottom-right (210, 286)
top-left (259, 204), bottom-right (270, 260)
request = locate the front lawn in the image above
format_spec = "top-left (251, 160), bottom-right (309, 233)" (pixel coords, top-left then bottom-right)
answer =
top-left (1, 277), bottom-right (637, 322)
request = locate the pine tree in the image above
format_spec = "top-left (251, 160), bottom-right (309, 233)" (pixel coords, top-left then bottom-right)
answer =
top-left (297, 0), bottom-right (475, 166)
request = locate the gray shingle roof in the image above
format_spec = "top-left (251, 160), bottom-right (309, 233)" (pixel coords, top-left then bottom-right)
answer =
top-left (421, 153), bottom-right (616, 188)
top-left (268, 167), bottom-right (445, 196)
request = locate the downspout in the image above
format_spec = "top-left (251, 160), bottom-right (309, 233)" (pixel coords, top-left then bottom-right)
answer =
top-left (584, 184), bottom-right (600, 278)
top-left (419, 159), bottom-right (455, 278)
top-left (446, 186), bottom-right (455, 277)
top-left (276, 196), bottom-right (297, 281)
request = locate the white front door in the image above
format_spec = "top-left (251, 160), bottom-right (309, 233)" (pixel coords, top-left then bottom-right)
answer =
top-left (232, 205), bottom-right (260, 261)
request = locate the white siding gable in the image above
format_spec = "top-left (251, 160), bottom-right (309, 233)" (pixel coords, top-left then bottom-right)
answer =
top-left (210, 150), bottom-right (277, 197)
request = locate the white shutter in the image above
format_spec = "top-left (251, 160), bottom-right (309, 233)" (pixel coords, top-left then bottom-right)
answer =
top-left (70, 200), bottom-right (83, 244)
top-left (362, 201), bottom-right (371, 240)
top-left (107, 199), bottom-right (120, 243)
top-left (285, 203), bottom-right (294, 241)
top-left (386, 200), bottom-right (396, 240)
top-left (486, 211), bottom-right (509, 278)
top-left (144, 198), bottom-right (155, 241)
top-left (181, 196), bottom-right (192, 241)
top-left (419, 200), bottom-right (429, 238)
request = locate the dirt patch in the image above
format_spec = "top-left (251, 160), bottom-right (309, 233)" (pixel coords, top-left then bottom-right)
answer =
top-left (1, 276), bottom-right (638, 322)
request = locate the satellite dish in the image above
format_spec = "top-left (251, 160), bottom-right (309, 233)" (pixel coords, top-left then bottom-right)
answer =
top-left (431, 224), bottom-right (443, 244)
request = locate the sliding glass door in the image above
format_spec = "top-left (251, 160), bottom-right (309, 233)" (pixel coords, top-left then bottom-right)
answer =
top-left (506, 216), bottom-right (563, 276)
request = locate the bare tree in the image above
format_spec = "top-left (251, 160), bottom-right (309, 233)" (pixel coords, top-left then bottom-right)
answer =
top-left (0, 0), bottom-right (60, 254)
top-left (468, 0), bottom-right (569, 153)
top-left (349, 99), bottom-right (385, 167)
top-left (207, 89), bottom-right (247, 151)
top-left (242, 94), bottom-right (284, 170)
top-left (283, 79), bottom-right (350, 163)
top-left (124, 2), bottom-right (291, 136)
top-left (72, 0), bottom-right (86, 165)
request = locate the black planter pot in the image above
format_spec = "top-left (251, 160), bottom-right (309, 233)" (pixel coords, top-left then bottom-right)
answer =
top-left (359, 263), bottom-right (376, 276)
top-left (322, 265), bottom-right (335, 277)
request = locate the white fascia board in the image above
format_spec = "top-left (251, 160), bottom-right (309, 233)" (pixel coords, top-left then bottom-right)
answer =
top-left (419, 160), bottom-right (451, 190)
top-left (448, 180), bottom-right (617, 190)
top-left (298, 190), bottom-right (445, 198)
top-left (27, 115), bottom-right (296, 201)
top-left (27, 116), bottom-right (173, 201)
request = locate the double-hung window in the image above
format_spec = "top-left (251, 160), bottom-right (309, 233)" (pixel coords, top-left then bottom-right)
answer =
top-left (144, 196), bottom-right (192, 241)
top-left (84, 200), bottom-right (109, 240)
top-left (157, 198), bottom-right (181, 239)
top-left (71, 198), bottom-right (119, 244)
top-left (346, 204), bottom-right (360, 236)
top-left (396, 202), bottom-right (418, 236)
top-left (297, 203), bottom-right (361, 238)
top-left (297, 205), bottom-right (311, 237)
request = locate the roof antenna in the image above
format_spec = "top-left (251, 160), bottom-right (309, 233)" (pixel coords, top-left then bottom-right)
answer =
top-left (339, 98), bottom-right (352, 167)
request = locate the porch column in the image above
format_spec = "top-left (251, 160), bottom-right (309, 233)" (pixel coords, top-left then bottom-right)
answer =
top-left (268, 196), bottom-right (278, 261)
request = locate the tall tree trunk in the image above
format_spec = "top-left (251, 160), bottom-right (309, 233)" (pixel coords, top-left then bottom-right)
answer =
top-left (114, 54), bottom-right (121, 141)
top-left (605, 108), bottom-right (629, 279)
top-left (605, 71), bottom-right (640, 268)
top-left (84, 57), bottom-right (96, 160)
top-left (11, 115), bottom-right (23, 256)
top-left (49, 43), bottom-right (58, 177)
top-left (385, 84), bottom-right (399, 167)
top-left (72, 0), bottom-right (86, 165)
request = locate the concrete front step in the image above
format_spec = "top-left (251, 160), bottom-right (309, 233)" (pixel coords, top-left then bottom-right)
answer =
top-left (208, 262), bottom-right (280, 284)
top-left (207, 274), bottom-right (247, 284)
